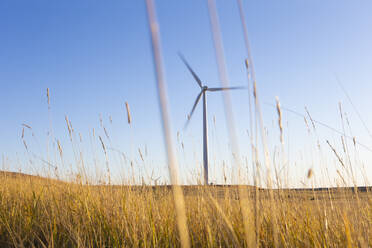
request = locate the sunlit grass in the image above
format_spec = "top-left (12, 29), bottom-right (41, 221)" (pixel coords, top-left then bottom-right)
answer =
top-left (0, 174), bottom-right (370, 247)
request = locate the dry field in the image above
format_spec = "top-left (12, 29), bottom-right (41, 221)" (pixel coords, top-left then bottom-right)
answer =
top-left (0, 172), bottom-right (371, 247)
top-left (2, 3), bottom-right (370, 247)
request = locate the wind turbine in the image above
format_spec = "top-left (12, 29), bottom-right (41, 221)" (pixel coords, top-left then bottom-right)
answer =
top-left (180, 53), bottom-right (244, 185)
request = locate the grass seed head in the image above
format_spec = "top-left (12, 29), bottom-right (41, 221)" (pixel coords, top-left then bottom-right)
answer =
top-left (47, 88), bottom-right (50, 107)
top-left (275, 96), bottom-right (283, 144)
top-left (307, 168), bottom-right (313, 179)
top-left (125, 101), bottom-right (132, 124)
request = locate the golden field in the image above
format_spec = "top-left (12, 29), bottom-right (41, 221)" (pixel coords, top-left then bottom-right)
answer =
top-left (0, 172), bottom-right (370, 247)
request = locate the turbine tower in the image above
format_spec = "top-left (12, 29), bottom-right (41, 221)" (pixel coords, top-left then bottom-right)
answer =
top-left (180, 54), bottom-right (244, 185)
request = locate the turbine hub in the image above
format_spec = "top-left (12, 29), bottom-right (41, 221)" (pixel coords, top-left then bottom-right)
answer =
top-left (203, 86), bottom-right (208, 91)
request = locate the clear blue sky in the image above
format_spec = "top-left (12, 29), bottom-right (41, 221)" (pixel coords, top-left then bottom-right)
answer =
top-left (1, 1), bottom-right (372, 186)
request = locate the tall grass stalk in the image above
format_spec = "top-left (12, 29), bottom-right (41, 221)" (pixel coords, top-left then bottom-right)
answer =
top-left (207, 0), bottom-right (255, 246)
top-left (145, 0), bottom-right (190, 247)
top-left (236, 0), bottom-right (278, 245)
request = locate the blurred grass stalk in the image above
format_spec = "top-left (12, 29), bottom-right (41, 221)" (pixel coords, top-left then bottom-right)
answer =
top-left (207, 0), bottom-right (256, 246)
top-left (235, 0), bottom-right (278, 246)
top-left (145, 0), bottom-right (190, 247)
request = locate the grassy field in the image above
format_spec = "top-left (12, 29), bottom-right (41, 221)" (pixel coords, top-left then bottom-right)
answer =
top-left (2, 3), bottom-right (370, 247)
top-left (0, 172), bottom-right (371, 247)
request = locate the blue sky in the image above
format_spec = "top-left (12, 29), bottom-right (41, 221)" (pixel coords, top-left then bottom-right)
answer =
top-left (1, 1), bottom-right (372, 186)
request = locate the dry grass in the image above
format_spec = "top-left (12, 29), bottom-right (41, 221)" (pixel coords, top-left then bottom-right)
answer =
top-left (0, 173), bottom-right (370, 247)
top-left (1, 1), bottom-right (369, 247)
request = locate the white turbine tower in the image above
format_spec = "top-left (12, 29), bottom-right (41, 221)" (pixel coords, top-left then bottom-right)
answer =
top-left (180, 54), bottom-right (244, 185)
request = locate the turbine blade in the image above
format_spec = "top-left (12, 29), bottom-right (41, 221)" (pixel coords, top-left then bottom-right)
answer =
top-left (178, 53), bottom-right (203, 88)
top-left (207, 86), bottom-right (245, 92)
top-left (184, 91), bottom-right (203, 128)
